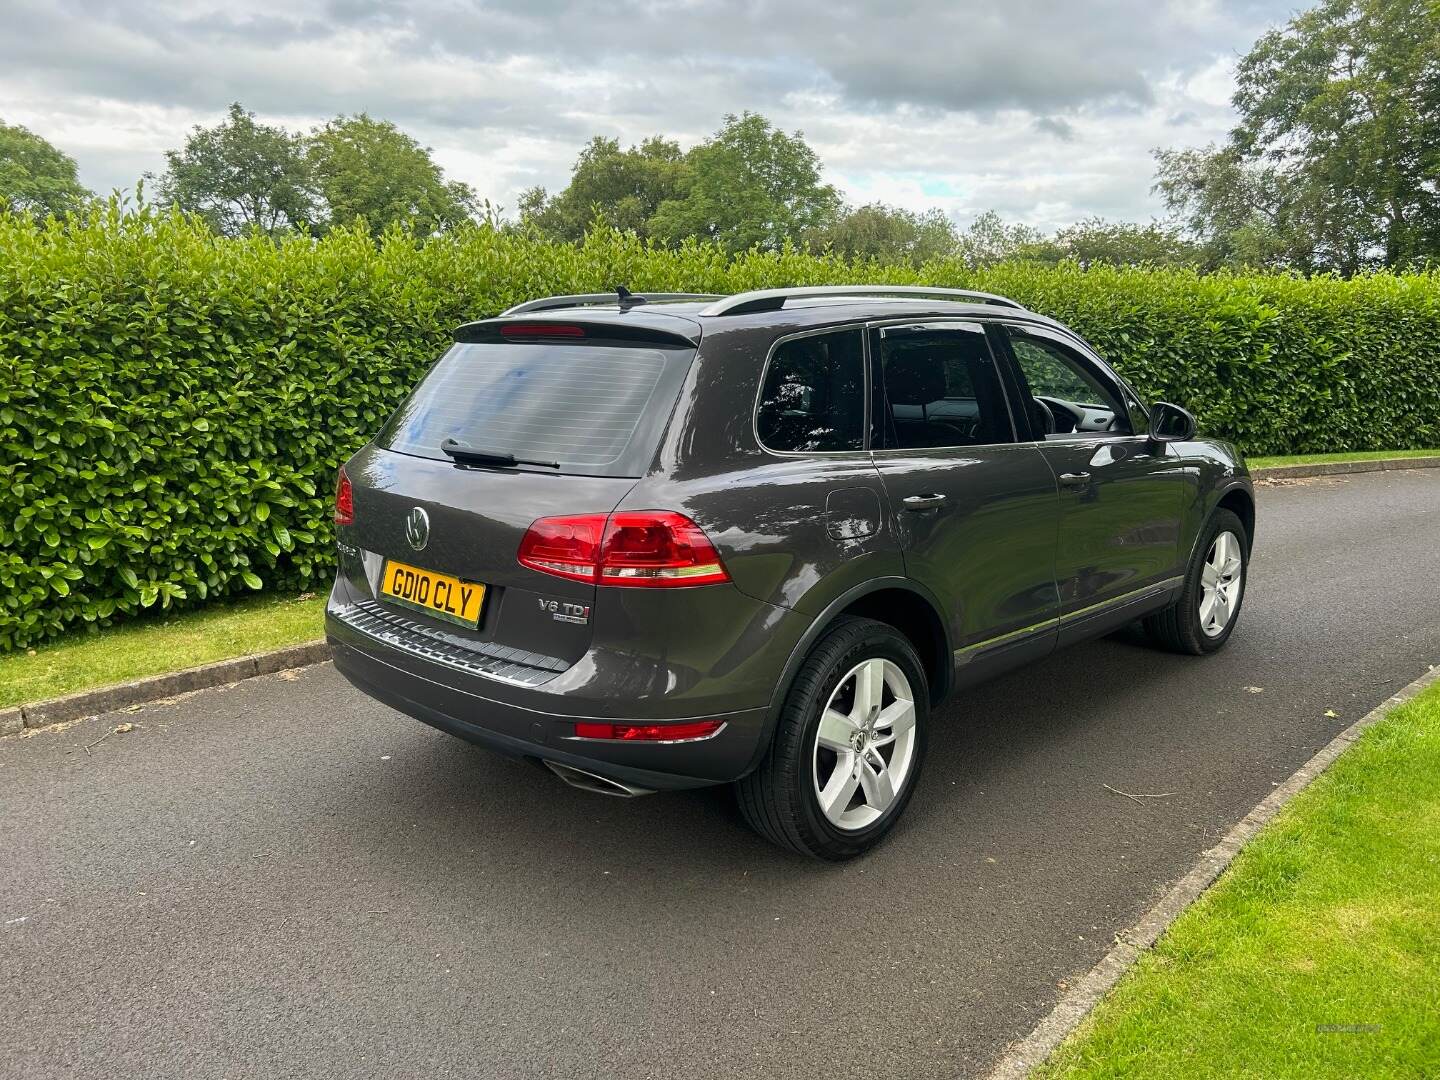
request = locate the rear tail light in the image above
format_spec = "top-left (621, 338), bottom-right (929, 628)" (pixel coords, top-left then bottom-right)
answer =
top-left (515, 514), bottom-right (605, 583)
top-left (334, 467), bottom-right (354, 526)
top-left (600, 511), bottom-right (729, 586)
top-left (517, 511), bottom-right (729, 588)
top-left (573, 720), bottom-right (725, 742)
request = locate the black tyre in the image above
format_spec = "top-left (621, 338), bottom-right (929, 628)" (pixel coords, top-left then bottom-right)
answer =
top-left (1144, 508), bottom-right (1248, 655)
top-left (737, 616), bottom-right (929, 860)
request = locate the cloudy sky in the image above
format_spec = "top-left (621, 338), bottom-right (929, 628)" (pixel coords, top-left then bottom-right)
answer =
top-left (0, 0), bottom-right (1298, 231)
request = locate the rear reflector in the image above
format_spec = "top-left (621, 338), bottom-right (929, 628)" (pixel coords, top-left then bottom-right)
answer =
top-left (500, 323), bottom-right (586, 338)
top-left (573, 720), bottom-right (724, 742)
top-left (334, 467), bottom-right (354, 526)
top-left (518, 511), bottom-right (729, 588)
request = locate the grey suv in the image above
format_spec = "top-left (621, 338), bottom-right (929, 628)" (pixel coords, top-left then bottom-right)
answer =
top-left (326, 286), bottom-right (1253, 859)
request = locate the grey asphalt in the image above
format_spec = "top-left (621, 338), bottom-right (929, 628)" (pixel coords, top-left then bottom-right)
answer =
top-left (4, 470), bottom-right (1438, 1080)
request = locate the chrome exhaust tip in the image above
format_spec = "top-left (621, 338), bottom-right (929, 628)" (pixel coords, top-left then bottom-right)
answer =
top-left (544, 760), bottom-right (655, 798)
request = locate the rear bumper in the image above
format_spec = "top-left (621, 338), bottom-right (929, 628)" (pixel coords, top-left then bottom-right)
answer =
top-left (327, 626), bottom-right (769, 792)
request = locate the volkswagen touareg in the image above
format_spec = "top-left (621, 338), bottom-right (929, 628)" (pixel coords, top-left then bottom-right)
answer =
top-left (326, 286), bottom-right (1254, 859)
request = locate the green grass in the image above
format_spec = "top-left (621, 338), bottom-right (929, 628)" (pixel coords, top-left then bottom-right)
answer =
top-left (0, 593), bottom-right (326, 708)
top-left (1037, 679), bottom-right (1440, 1079)
top-left (1247, 449), bottom-right (1440, 469)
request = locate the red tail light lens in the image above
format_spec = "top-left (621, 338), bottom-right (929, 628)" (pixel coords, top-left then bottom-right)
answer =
top-left (599, 511), bottom-right (729, 586)
top-left (516, 514), bottom-right (605, 582)
top-left (517, 511), bottom-right (729, 588)
top-left (334, 467), bottom-right (354, 526)
top-left (573, 720), bottom-right (725, 742)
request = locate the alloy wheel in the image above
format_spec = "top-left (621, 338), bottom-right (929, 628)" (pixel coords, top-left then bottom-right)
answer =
top-left (1199, 529), bottom-right (1244, 637)
top-left (812, 658), bottom-right (918, 830)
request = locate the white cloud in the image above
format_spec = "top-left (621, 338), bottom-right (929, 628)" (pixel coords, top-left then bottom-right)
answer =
top-left (0, 0), bottom-right (1296, 227)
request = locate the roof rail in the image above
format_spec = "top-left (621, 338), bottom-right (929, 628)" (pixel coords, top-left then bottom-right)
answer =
top-left (697, 285), bottom-right (1024, 317)
top-left (500, 292), bottom-right (725, 316)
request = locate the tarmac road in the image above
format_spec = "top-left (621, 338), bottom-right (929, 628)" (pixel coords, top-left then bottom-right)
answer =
top-left (3, 469), bottom-right (1438, 1080)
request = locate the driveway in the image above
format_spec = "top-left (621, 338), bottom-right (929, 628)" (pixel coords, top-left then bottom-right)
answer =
top-left (3, 469), bottom-right (1438, 1080)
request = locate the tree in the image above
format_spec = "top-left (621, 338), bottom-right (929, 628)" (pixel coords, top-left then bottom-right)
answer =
top-left (648, 112), bottom-right (842, 252)
top-left (521, 135), bottom-right (688, 241)
top-left (1024, 216), bottom-right (1208, 269)
top-left (0, 120), bottom-right (91, 220)
top-left (1153, 146), bottom-right (1301, 269)
top-left (308, 113), bottom-right (478, 236)
top-left (1156, 0), bottom-right (1440, 272)
top-left (954, 211), bottom-right (1048, 268)
top-left (808, 203), bottom-right (959, 263)
top-left (151, 103), bottom-right (317, 236)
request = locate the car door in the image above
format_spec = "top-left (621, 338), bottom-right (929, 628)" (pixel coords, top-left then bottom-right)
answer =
top-left (868, 320), bottom-right (1060, 686)
top-left (989, 322), bottom-right (1187, 646)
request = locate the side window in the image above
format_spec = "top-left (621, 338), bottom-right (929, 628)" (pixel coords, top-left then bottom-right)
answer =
top-left (1005, 329), bottom-right (1132, 437)
top-left (756, 329), bottom-right (865, 453)
top-left (874, 324), bottom-right (1015, 450)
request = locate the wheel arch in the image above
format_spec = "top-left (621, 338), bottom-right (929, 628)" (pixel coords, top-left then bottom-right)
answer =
top-left (741, 577), bottom-right (952, 778)
top-left (1215, 484), bottom-right (1256, 551)
top-left (1180, 480), bottom-right (1256, 578)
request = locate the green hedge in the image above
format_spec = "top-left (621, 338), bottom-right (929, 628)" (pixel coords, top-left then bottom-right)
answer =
top-left (2, 206), bottom-right (1439, 650)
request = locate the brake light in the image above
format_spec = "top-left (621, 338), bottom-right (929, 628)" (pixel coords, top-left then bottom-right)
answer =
top-left (517, 511), bottom-right (729, 588)
top-left (516, 514), bottom-right (604, 583)
top-left (334, 467), bottom-right (354, 526)
top-left (600, 511), bottom-right (729, 586)
top-left (500, 323), bottom-right (586, 338)
top-left (573, 720), bottom-right (725, 742)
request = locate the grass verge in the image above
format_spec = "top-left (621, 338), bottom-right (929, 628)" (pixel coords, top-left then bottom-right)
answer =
top-left (0, 593), bottom-right (326, 709)
top-left (1036, 678), bottom-right (1440, 1079)
top-left (1247, 449), bottom-right (1440, 469)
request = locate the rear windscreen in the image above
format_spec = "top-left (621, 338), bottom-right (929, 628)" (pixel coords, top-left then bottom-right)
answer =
top-left (377, 341), bottom-right (694, 475)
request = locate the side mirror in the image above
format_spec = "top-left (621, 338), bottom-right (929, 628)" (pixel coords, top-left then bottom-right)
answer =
top-left (1147, 401), bottom-right (1196, 443)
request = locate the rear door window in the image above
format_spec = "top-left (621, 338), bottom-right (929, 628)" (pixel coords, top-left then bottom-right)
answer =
top-left (378, 341), bottom-right (693, 476)
top-left (873, 323), bottom-right (1016, 449)
top-left (756, 329), bottom-right (866, 453)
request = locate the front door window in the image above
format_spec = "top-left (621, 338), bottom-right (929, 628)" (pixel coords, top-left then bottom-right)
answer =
top-left (1005, 329), bottom-right (1132, 439)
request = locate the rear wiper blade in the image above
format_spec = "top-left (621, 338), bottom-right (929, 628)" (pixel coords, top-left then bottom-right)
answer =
top-left (440, 438), bottom-right (559, 469)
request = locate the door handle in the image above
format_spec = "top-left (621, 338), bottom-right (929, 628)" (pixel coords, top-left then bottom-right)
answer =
top-left (1059, 472), bottom-right (1091, 489)
top-left (902, 493), bottom-right (947, 511)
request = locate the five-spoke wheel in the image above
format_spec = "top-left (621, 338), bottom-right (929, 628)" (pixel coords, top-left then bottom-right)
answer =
top-left (736, 616), bottom-right (929, 860)
top-left (813, 658), bottom-right (918, 830)
top-left (1145, 507), bottom-right (1249, 654)
top-left (1199, 530), bottom-right (1244, 637)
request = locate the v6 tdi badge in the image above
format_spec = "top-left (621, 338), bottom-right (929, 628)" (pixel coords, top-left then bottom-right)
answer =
top-left (538, 597), bottom-right (591, 625)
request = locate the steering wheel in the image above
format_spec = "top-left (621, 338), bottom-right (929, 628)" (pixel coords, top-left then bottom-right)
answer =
top-left (1029, 397), bottom-right (1057, 436)
top-left (1037, 396), bottom-right (1089, 434)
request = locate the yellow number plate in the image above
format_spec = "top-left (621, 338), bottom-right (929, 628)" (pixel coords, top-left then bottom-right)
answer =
top-left (380, 560), bottom-right (486, 628)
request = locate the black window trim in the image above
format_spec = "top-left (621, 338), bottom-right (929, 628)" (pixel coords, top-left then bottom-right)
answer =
top-left (752, 323), bottom-right (873, 458)
top-left (988, 321), bottom-right (1148, 443)
top-left (866, 317), bottom-right (1022, 454)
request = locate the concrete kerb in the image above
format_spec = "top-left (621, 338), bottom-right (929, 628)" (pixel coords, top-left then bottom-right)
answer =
top-left (1251, 455), bottom-right (1440, 481)
top-left (3, 640), bottom-right (332, 735)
